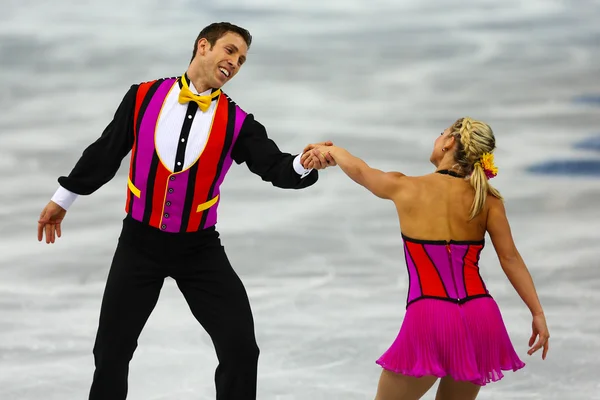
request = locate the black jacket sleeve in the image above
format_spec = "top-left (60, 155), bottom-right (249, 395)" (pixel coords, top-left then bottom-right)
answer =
top-left (57, 84), bottom-right (138, 195)
top-left (230, 114), bottom-right (318, 189)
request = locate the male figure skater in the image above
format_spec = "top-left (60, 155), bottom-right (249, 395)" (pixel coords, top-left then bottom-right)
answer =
top-left (37, 22), bottom-right (334, 400)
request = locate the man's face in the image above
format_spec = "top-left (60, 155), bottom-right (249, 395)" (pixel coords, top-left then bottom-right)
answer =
top-left (196, 32), bottom-right (248, 89)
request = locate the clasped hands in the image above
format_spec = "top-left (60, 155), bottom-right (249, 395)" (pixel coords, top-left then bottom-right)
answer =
top-left (301, 141), bottom-right (337, 170)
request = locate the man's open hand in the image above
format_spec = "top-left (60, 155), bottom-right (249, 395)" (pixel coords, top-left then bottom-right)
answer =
top-left (37, 201), bottom-right (67, 244)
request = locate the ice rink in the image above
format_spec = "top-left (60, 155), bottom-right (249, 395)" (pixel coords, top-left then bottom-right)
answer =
top-left (1, 0), bottom-right (600, 398)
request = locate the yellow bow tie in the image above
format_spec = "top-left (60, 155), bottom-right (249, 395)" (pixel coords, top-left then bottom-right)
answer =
top-left (178, 76), bottom-right (221, 112)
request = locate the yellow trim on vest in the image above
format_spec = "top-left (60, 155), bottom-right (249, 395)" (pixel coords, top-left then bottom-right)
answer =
top-left (196, 194), bottom-right (219, 212)
top-left (128, 178), bottom-right (141, 198)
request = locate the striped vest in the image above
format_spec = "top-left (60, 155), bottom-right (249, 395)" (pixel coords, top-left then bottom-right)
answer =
top-left (124, 77), bottom-right (247, 233)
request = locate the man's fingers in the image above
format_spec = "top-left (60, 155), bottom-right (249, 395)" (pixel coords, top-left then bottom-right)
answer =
top-left (310, 149), bottom-right (327, 169)
top-left (37, 204), bottom-right (65, 243)
top-left (301, 152), bottom-right (311, 164)
top-left (45, 223), bottom-right (52, 244)
top-left (37, 222), bottom-right (45, 242)
top-left (303, 150), bottom-right (334, 170)
top-left (305, 155), bottom-right (316, 170)
top-left (38, 209), bottom-right (50, 224)
top-left (308, 155), bottom-right (320, 170)
top-left (302, 158), bottom-right (312, 169)
top-left (301, 151), bottom-right (316, 166)
top-left (38, 208), bottom-right (50, 241)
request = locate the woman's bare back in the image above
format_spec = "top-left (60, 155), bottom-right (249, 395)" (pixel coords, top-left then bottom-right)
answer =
top-left (393, 173), bottom-right (488, 242)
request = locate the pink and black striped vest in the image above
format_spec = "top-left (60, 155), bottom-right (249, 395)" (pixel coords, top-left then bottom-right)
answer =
top-left (124, 77), bottom-right (248, 233)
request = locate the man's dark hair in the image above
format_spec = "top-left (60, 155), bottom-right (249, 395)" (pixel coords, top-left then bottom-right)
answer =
top-left (190, 22), bottom-right (252, 62)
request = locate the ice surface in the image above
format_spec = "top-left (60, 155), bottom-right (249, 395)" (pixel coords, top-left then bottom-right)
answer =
top-left (1, 0), bottom-right (600, 399)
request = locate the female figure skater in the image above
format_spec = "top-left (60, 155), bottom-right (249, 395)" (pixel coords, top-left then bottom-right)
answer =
top-left (302, 117), bottom-right (550, 399)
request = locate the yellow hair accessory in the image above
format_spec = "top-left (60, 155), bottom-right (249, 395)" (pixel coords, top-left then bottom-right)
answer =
top-left (474, 152), bottom-right (498, 179)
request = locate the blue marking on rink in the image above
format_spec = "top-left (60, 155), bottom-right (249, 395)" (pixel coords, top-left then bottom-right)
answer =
top-left (574, 135), bottom-right (600, 152)
top-left (572, 94), bottom-right (600, 105)
top-left (528, 95), bottom-right (599, 176)
top-left (527, 159), bottom-right (600, 176)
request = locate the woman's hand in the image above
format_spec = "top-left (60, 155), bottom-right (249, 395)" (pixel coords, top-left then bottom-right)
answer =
top-left (528, 312), bottom-right (550, 360)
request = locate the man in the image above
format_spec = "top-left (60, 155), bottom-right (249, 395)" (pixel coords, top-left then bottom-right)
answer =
top-left (37, 22), bottom-right (334, 400)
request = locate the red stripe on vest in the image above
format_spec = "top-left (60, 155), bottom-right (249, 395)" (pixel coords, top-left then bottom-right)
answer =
top-left (149, 162), bottom-right (171, 228)
top-left (186, 96), bottom-right (229, 232)
top-left (126, 81), bottom-right (156, 214)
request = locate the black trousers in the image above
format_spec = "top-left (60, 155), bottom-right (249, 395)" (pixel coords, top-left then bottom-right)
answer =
top-left (88, 216), bottom-right (259, 400)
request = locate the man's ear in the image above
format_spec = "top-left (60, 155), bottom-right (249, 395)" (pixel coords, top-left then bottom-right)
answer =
top-left (197, 38), bottom-right (209, 55)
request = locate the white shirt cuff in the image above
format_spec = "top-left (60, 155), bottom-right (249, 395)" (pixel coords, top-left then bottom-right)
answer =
top-left (51, 186), bottom-right (79, 210)
top-left (293, 153), bottom-right (313, 178)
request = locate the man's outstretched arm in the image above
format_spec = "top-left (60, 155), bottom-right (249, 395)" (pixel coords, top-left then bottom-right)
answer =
top-left (52, 84), bottom-right (138, 207)
top-left (231, 114), bottom-right (332, 189)
top-left (39, 84), bottom-right (138, 243)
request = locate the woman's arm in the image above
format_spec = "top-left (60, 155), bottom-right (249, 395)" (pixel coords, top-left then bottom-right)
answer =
top-left (487, 197), bottom-right (545, 316)
top-left (487, 196), bottom-right (550, 359)
top-left (305, 146), bottom-right (405, 200)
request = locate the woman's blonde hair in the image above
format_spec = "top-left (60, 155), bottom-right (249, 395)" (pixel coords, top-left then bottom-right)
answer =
top-left (449, 117), bottom-right (503, 220)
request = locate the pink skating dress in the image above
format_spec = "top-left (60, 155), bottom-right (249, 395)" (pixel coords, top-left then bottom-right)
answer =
top-left (376, 234), bottom-right (525, 386)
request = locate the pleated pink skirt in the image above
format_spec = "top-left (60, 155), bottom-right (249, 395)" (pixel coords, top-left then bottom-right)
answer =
top-left (376, 297), bottom-right (525, 386)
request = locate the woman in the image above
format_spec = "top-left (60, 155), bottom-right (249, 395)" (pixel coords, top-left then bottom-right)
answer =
top-left (302, 117), bottom-right (550, 400)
